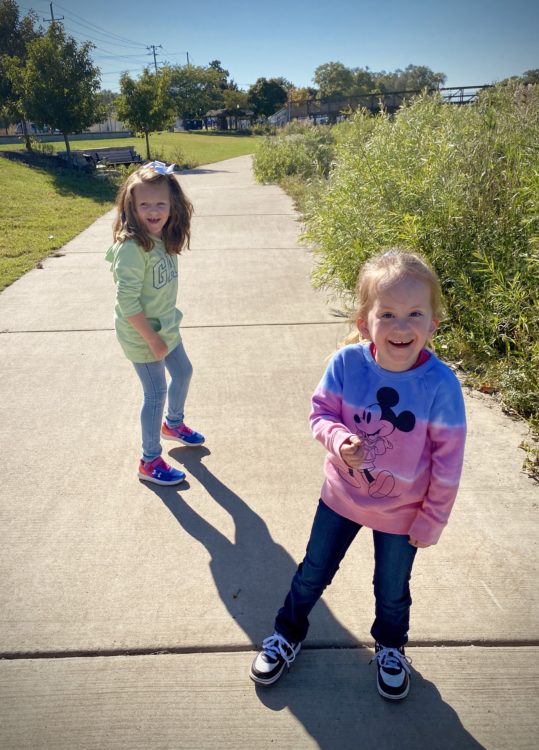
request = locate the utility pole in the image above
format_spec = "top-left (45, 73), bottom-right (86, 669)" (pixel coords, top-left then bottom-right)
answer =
top-left (43, 2), bottom-right (64, 24)
top-left (186, 52), bottom-right (190, 67)
top-left (147, 44), bottom-right (162, 73)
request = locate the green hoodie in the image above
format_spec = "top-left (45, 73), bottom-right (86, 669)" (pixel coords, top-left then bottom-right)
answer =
top-left (105, 238), bottom-right (182, 363)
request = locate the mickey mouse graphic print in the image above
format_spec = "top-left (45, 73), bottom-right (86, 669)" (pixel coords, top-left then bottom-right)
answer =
top-left (310, 343), bottom-right (466, 546)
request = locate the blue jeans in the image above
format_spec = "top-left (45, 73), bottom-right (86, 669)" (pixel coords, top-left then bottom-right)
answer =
top-left (132, 342), bottom-right (193, 462)
top-left (275, 499), bottom-right (418, 647)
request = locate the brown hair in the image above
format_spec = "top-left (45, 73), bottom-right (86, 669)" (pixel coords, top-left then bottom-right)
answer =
top-left (112, 163), bottom-right (193, 254)
top-left (342, 248), bottom-right (445, 346)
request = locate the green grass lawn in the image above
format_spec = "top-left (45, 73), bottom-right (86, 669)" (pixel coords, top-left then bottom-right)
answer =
top-left (1, 131), bottom-right (260, 166)
top-left (0, 132), bottom-right (260, 291)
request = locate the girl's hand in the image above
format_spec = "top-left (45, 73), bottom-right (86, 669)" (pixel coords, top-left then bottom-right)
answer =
top-left (340, 435), bottom-right (364, 468)
top-left (126, 312), bottom-right (169, 360)
top-left (149, 335), bottom-right (168, 360)
top-left (408, 538), bottom-right (432, 548)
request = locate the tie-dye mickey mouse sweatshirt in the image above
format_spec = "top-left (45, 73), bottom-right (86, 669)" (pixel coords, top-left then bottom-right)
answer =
top-left (310, 343), bottom-right (466, 545)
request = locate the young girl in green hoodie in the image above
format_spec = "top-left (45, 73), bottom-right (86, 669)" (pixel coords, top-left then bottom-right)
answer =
top-left (106, 161), bottom-right (204, 486)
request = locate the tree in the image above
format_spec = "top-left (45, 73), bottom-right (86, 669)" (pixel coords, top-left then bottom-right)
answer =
top-left (312, 61), bottom-right (446, 100)
top-left (0, 0), bottom-right (41, 147)
top-left (288, 86), bottom-right (317, 102)
top-left (500, 69), bottom-right (539, 86)
top-left (351, 67), bottom-right (376, 96)
top-left (313, 62), bottom-right (355, 98)
top-left (168, 64), bottom-right (224, 120)
top-left (208, 59), bottom-right (229, 89)
top-left (116, 67), bottom-right (175, 159)
top-left (272, 76), bottom-right (294, 93)
top-left (21, 23), bottom-right (103, 159)
top-left (522, 69), bottom-right (539, 84)
top-left (222, 88), bottom-right (251, 129)
top-left (248, 78), bottom-right (288, 118)
top-left (376, 64), bottom-right (446, 92)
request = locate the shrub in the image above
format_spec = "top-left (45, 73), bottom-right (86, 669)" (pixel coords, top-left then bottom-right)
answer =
top-left (253, 121), bottom-right (337, 183)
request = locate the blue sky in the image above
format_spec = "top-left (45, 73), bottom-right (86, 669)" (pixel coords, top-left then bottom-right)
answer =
top-left (20, 0), bottom-right (538, 92)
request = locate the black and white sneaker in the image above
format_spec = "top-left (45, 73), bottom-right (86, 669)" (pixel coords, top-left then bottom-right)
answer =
top-left (371, 643), bottom-right (412, 700)
top-left (249, 632), bottom-right (301, 686)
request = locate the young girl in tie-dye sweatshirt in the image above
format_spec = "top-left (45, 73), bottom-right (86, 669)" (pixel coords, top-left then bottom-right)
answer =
top-left (250, 249), bottom-right (466, 700)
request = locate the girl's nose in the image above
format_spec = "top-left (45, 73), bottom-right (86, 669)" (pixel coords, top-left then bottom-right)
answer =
top-left (393, 317), bottom-right (410, 332)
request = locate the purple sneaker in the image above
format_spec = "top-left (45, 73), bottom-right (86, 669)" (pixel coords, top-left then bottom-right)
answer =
top-left (161, 422), bottom-right (205, 447)
top-left (138, 457), bottom-right (186, 486)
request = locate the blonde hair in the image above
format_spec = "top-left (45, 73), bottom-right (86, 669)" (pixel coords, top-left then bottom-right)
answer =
top-left (342, 248), bottom-right (444, 346)
top-left (112, 163), bottom-right (193, 254)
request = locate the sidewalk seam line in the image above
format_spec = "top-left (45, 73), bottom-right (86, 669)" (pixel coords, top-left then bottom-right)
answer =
top-left (1, 322), bottom-right (343, 334)
top-left (2, 640), bottom-right (538, 661)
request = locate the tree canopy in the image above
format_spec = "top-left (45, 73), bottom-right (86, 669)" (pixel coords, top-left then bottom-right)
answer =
top-left (247, 78), bottom-right (289, 117)
top-left (116, 67), bottom-right (175, 159)
top-left (168, 63), bottom-right (226, 120)
top-left (312, 61), bottom-right (447, 100)
top-left (0, 0), bottom-right (41, 144)
top-left (21, 22), bottom-right (103, 155)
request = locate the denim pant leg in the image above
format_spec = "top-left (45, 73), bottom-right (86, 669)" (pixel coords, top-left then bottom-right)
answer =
top-left (132, 359), bottom-right (167, 463)
top-left (370, 530), bottom-right (418, 648)
top-left (164, 342), bottom-right (193, 428)
top-left (275, 499), bottom-right (361, 644)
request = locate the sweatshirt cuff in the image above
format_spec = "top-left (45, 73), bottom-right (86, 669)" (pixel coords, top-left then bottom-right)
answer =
top-left (408, 514), bottom-right (444, 546)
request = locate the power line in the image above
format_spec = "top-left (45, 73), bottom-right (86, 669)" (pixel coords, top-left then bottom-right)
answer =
top-left (53, 2), bottom-right (148, 48)
top-left (61, 23), bottom-right (147, 51)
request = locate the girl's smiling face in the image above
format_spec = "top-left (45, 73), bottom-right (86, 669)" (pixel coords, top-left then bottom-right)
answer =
top-left (133, 181), bottom-right (171, 237)
top-left (358, 275), bottom-right (439, 372)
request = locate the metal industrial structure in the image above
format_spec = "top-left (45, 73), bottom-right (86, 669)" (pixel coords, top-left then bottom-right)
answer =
top-left (268, 85), bottom-right (493, 126)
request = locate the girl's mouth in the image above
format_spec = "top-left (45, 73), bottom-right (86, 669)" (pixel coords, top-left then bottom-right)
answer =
top-left (389, 340), bottom-right (413, 347)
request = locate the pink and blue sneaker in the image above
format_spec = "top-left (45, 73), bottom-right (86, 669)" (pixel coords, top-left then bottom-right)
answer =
top-left (161, 422), bottom-right (205, 447)
top-left (138, 456), bottom-right (186, 486)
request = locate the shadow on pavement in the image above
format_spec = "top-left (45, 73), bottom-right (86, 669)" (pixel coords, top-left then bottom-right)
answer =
top-left (146, 448), bottom-right (485, 750)
top-left (181, 167), bottom-right (232, 175)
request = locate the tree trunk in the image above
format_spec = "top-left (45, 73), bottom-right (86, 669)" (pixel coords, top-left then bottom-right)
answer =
top-left (21, 120), bottom-right (32, 151)
top-left (145, 131), bottom-right (150, 160)
top-left (63, 133), bottom-right (72, 163)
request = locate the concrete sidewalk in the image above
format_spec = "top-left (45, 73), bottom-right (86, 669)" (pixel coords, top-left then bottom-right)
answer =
top-left (0, 155), bottom-right (537, 749)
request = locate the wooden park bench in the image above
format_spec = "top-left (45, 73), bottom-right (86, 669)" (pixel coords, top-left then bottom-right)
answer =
top-left (84, 146), bottom-right (142, 166)
top-left (58, 145), bottom-right (142, 169)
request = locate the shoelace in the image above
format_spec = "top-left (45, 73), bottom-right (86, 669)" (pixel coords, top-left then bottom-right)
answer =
top-left (179, 423), bottom-right (194, 436)
top-left (261, 633), bottom-right (297, 666)
top-left (370, 646), bottom-right (412, 674)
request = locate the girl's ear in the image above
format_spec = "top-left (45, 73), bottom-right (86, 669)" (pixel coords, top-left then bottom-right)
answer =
top-left (357, 319), bottom-right (371, 340)
top-left (429, 318), bottom-right (440, 336)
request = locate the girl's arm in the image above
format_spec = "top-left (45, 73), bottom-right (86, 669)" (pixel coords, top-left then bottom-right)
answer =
top-left (408, 376), bottom-right (467, 546)
top-left (126, 312), bottom-right (168, 360)
top-left (310, 353), bottom-right (358, 461)
top-left (113, 242), bottom-right (168, 360)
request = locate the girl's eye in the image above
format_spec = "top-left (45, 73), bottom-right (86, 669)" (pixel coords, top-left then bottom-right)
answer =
top-left (410, 311), bottom-right (423, 317)
top-left (381, 313), bottom-right (393, 319)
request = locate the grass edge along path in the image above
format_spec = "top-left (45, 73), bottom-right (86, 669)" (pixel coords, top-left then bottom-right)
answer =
top-left (0, 154), bottom-right (116, 291)
top-left (0, 133), bottom-right (260, 292)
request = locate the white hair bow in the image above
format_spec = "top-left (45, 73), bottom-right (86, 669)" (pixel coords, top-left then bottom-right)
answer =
top-left (146, 160), bottom-right (176, 174)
